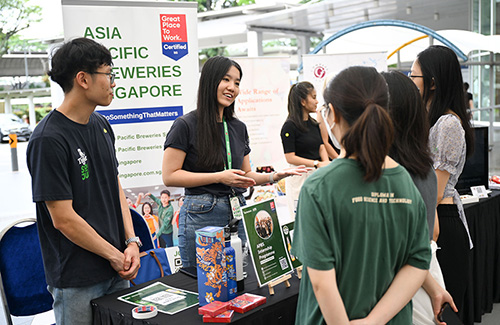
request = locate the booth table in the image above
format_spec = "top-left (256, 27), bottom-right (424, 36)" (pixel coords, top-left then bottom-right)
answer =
top-left (91, 266), bottom-right (299, 324)
top-left (92, 190), bottom-right (500, 325)
top-left (462, 189), bottom-right (500, 324)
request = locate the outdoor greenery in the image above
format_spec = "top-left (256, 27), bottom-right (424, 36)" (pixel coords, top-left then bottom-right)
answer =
top-left (6, 35), bottom-right (48, 53)
top-left (12, 103), bottom-right (51, 123)
top-left (0, 0), bottom-right (42, 55)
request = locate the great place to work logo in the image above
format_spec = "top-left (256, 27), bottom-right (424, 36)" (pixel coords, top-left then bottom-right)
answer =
top-left (160, 14), bottom-right (188, 61)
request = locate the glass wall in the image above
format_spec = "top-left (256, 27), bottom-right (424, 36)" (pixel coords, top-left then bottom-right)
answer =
top-left (470, 0), bottom-right (499, 123)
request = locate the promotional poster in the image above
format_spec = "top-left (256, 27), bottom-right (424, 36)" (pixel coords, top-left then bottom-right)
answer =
top-left (61, 0), bottom-right (198, 189)
top-left (241, 199), bottom-right (293, 287)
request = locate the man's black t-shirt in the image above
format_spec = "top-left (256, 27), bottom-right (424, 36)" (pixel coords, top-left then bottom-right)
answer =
top-left (280, 119), bottom-right (323, 160)
top-left (164, 111), bottom-right (251, 196)
top-left (27, 110), bottom-right (125, 288)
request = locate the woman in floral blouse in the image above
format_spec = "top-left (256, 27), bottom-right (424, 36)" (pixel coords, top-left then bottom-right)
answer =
top-left (409, 45), bottom-right (474, 320)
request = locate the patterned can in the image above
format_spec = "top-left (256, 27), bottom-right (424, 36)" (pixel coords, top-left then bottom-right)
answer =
top-left (196, 226), bottom-right (227, 306)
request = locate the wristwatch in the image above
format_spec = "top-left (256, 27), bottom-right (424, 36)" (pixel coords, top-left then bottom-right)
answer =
top-left (125, 236), bottom-right (143, 248)
top-left (313, 160), bottom-right (319, 169)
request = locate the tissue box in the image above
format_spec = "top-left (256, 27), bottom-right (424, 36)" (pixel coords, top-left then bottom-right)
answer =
top-left (196, 226), bottom-right (227, 306)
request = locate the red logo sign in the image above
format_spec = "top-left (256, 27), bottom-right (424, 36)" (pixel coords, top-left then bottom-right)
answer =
top-left (313, 65), bottom-right (326, 79)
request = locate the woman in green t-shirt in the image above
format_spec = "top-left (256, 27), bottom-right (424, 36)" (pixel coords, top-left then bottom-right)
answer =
top-left (291, 66), bottom-right (431, 324)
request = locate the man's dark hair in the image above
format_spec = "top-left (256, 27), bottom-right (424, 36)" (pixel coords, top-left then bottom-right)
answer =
top-left (161, 189), bottom-right (171, 197)
top-left (48, 37), bottom-right (113, 93)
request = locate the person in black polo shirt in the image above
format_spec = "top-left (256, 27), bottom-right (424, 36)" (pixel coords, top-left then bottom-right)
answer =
top-left (280, 81), bottom-right (329, 169)
top-left (161, 56), bottom-right (307, 267)
top-left (27, 38), bottom-right (140, 325)
top-left (280, 81), bottom-right (330, 218)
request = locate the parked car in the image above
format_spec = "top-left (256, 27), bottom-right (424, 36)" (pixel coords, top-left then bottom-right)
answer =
top-left (0, 113), bottom-right (33, 143)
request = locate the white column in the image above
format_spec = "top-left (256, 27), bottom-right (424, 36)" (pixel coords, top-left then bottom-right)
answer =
top-left (247, 30), bottom-right (263, 57)
top-left (28, 94), bottom-right (36, 128)
top-left (297, 35), bottom-right (311, 71)
top-left (4, 96), bottom-right (12, 114)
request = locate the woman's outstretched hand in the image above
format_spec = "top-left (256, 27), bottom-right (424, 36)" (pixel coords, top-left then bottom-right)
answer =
top-left (218, 169), bottom-right (256, 188)
top-left (275, 165), bottom-right (311, 181)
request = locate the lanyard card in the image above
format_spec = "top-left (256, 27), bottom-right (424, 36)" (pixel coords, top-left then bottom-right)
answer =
top-left (230, 196), bottom-right (243, 220)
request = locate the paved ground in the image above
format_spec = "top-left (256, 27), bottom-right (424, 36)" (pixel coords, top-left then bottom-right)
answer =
top-left (0, 141), bottom-right (35, 232)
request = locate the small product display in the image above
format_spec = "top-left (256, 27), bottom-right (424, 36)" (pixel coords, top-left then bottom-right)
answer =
top-left (196, 226), bottom-right (228, 306)
top-left (202, 309), bottom-right (234, 323)
top-left (198, 300), bottom-right (230, 318)
top-left (224, 227), bottom-right (237, 300)
top-left (229, 220), bottom-right (244, 292)
top-left (228, 293), bottom-right (267, 313)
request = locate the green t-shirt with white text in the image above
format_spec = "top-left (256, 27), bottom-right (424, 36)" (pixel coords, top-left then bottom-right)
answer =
top-left (291, 158), bottom-right (430, 325)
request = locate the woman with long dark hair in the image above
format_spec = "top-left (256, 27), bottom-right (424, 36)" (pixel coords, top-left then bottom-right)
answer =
top-left (161, 56), bottom-right (306, 267)
top-left (410, 45), bottom-right (474, 320)
top-left (291, 66), bottom-right (431, 324)
top-left (382, 71), bottom-right (457, 325)
top-left (280, 81), bottom-right (329, 168)
top-left (280, 81), bottom-right (330, 217)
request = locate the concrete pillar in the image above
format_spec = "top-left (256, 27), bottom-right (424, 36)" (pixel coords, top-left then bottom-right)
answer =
top-left (247, 30), bottom-right (263, 57)
top-left (4, 96), bottom-right (12, 114)
top-left (297, 35), bottom-right (311, 71)
top-left (28, 94), bottom-right (36, 128)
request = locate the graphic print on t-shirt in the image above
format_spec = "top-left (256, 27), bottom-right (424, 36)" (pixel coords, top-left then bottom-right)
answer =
top-left (77, 148), bottom-right (89, 181)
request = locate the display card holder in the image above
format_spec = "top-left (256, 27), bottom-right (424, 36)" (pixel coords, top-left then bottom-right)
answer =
top-left (471, 185), bottom-right (488, 198)
top-left (267, 273), bottom-right (291, 295)
top-left (295, 265), bottom-right (303, 279)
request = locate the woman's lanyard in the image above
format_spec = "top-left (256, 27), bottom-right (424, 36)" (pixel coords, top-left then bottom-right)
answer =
top-left (223, 117), bottom-right (243, 218)
top-left (223, 117), bottom-right (232, 170)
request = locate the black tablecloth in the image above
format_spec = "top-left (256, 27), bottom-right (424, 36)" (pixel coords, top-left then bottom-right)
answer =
top-left (92, 190), bottom-right (500, 325)
top-left (91, 266), bottom-right (299, 324)
top-left (462, 189), bottom-right (500, 324)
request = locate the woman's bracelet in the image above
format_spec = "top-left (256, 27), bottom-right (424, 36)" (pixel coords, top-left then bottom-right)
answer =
top-left (269, 172), bottom-right (277, 184)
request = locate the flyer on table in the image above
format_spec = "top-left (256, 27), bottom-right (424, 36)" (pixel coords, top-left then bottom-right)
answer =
top-left (118, 282), bottom-right (198, 315)
top-left (241, 199), bottom-right (293, 287)
top-left (61, 0), bottom-right (198, 189)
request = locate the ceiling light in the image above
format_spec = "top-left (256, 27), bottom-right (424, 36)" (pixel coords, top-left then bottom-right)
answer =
top-left (434, 12), bottom-right (439, 20)
top-left (406, 6), bottom-right (412, 15)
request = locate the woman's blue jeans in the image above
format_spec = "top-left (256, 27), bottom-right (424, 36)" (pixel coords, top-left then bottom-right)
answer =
top-left (178, 193), bottom-right (246, 268)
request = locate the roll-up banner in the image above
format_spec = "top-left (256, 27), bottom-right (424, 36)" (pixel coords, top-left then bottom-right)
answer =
top-left (302, 52), bottom-right (387, 104)
top-left (233, 57), bottom-right (290, 171)
top-left (60, 0), bottom-right (198, 189)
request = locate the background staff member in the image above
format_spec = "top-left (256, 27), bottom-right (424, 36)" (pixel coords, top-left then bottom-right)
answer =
top-left (280, 81), bottom-right (329, 169)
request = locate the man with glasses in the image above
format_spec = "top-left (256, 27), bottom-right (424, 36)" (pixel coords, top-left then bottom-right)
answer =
top-left (27, 37), bottom-right (140, 324)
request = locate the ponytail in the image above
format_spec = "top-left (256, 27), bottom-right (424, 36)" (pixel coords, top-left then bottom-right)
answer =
top-left (343, 103), bottom-right (394, 182)
top-left (323, 66), bottom-right (392, 182)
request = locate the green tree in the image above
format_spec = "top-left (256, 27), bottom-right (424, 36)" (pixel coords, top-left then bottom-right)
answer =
top-left (0, 0), bottom-right (42, 55)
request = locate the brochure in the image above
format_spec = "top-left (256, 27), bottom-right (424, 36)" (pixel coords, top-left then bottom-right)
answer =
top-left (118, 282), bottom-right (198, 315)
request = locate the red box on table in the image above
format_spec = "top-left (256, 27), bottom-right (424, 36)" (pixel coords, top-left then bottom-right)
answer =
top-left (228, 293), bottom-right (267, 313)
top-left (202, 310), bottom-right (234, 323)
